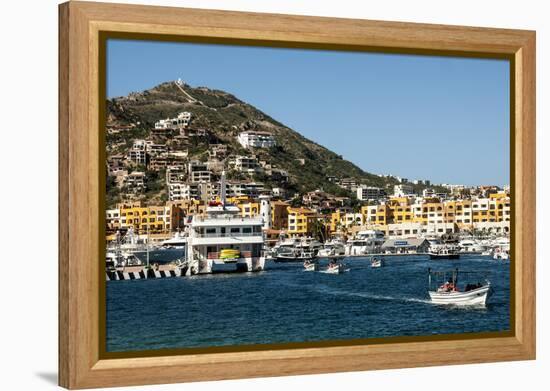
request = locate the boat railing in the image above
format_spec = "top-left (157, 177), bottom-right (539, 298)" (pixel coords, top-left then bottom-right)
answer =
top-left (195, 232), bottom-right (262, 238)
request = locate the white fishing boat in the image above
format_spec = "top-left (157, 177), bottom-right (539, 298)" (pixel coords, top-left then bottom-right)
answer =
top-left (370, 257), bottom-right (383, 268)
top-left (427, 268), bottom-right (492, 306)
top-left (493, 247), bottom-right (510, 260)
top-left (303, 260), bottom-right (320, 272)
top-left (324, 259), bottom-right (348, 274)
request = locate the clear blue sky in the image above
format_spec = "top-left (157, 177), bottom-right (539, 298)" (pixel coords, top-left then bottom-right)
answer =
top-left (107, 39), bottom-right (510, 187)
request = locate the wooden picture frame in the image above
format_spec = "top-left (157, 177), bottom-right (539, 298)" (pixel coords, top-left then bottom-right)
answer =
top-left (59, 1), bottom-right (536, 389)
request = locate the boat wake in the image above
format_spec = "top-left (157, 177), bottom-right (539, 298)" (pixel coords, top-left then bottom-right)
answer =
top-left (318, 268), bottom-right (351, 274)
top-left (313, 285), bottom-right (430, 304)
top-left (277, 280), bottom-right (431, 304)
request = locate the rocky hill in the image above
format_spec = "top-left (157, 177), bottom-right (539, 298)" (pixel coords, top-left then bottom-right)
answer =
top-left (106, 81), bottom-right (400, 206)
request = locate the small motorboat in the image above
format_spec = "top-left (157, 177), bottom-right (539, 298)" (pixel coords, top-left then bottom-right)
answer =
top-left (493, 248), bottom-right (510, 261)
top-left (371, 257), bottom-right (383, 268)
top-left (303, 260), bottom-right (319, 272)
top-left (427, 268), bottom-right (492, 306)
top-left (324, 259), bottom-right (348, 274)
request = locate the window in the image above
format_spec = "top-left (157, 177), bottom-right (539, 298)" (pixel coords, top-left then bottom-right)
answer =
top-left (243, 227), bottom-right (252, 233)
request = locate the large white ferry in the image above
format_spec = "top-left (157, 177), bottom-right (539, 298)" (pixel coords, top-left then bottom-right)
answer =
top-left (183, 172), bottom-right (266, 275)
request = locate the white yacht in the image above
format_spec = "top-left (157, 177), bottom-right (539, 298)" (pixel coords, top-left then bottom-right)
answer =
top-left (458, 238), bottom-right (486, 254)
top-left (317, 238), bottom-right (346, 257)
top-left (346, 230), bottom-right (385, 256)
top-left (273, 236), bottom-right (320, 262)
top-left (183, 172), bottom-right (265, 275)
top-left (160, 231), bottom-right (187, 249)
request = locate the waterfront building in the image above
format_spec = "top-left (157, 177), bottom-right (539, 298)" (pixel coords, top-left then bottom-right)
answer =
top-left (271, 200), bottom-right (289, 230)
top-left (168, 199), bottom-right (206, 219)
top-left (238, 201), bottom-right (260, 218)
top-left (106, 209), bottom-right (121, 232)
top-left (237, 131), bottom-right (276, 149)
top-left (381, 238), bottom-right (430, 254)
top-left (115, 202), bottom-right (184, 234)
top-left (287, 207), bottom-right (317, 237)
top-left (259, 195), bottom-right (272, 230)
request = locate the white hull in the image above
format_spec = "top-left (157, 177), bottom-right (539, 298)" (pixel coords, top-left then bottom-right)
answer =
top-left (493, 252), bottom-right (509, 260)
top-left (303, 262), bottom-right (320, 272)
top-left (324, 264), bottom-right (348, 274)
top-left (318, 248), bottom-right (346, 257)
top-left (429, 285), bottom-right (491, 306)
top-left (371, 260), bottom-right (383, 268)
top-left (199, 257), bottom-right (265, 273)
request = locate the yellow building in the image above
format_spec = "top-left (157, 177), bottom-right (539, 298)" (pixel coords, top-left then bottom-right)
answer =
top-left (168, 199), bottom-right (206, 219)
top-left (238, 201), bottom-right (260, 218)
top-left (271, 200), bottom-right (289, 230)
top-left (287, 207), bottom-right (317, 237)
top-left (118, 203), bottom-right (172, 234)
top-left (387, 197), bottom-right (413, 225)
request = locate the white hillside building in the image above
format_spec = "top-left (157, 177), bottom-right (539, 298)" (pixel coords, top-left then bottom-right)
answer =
top-left (237, 131), bottom-right (276, 149)
top-left (155, 112), bottom-right (192, 129)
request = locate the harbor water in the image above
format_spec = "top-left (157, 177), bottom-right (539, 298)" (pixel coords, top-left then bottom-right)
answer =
top-left (106, 254), bottom-right (510, 352)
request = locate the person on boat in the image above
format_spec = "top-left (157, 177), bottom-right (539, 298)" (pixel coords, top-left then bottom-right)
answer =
top-left (438, 279), bottom-right (458, 292)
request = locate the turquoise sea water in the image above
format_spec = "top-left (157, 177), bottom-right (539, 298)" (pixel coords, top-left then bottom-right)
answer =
top-left (106, 255), bottom-right (510, 352)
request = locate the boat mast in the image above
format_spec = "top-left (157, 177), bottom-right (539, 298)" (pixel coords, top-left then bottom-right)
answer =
top-left (146, 221), bottom-right (150, 269)
top-left (220, 170), bottom-right (226, 208)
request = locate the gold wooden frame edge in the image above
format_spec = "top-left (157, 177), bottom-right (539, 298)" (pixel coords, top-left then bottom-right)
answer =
top-left (59, 1), bottom-right (536, 389)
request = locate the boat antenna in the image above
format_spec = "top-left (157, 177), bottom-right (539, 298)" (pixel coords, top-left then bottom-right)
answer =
top-left (146, 221), bottom-right (150, 269)
top-left (220, 170), bottom-right (227, 208)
